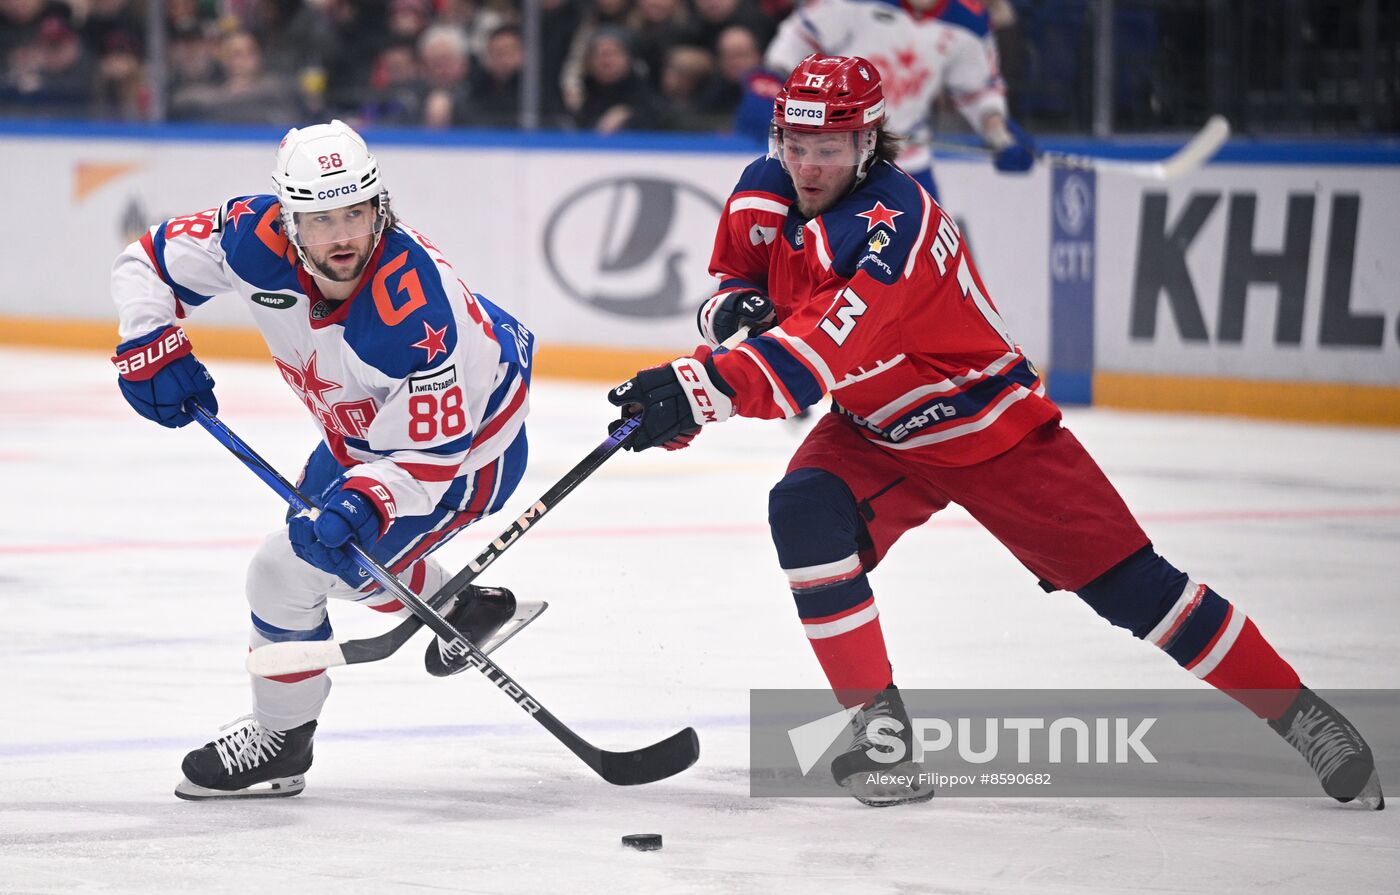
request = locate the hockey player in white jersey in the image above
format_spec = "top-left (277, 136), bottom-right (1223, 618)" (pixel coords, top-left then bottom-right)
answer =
top-left (763, 0), bottom-right (1034, 200)
top-left (110, 121), bottom-right (534, 800)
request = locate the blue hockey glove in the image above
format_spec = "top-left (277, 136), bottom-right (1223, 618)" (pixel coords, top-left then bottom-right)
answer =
top-left (607, 346), bottom-right (734, 452)
top-left (697, 291), bottom-right (776, 346)
top-left (112, 325), bottom-right (218, 427)
top-left (993, 121), bottom-right (1036, 173)
top-left (288, 479), bottom-right (388, 587)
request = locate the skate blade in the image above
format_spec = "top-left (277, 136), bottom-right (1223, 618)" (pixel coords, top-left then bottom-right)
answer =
top-left (840, 762), bottom-right (936, 808)
top-left (1352, 771), bottom-right (1385, 811)
top-left (434, 600), bottom-right (548, 677)
top-left (174, 774), bottom-right (306, 801)
top-left (480, 600), bottom-right (547, 656)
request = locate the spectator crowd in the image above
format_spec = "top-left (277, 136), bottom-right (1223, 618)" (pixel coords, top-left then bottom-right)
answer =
top-left (0, 0), bottom-right (800, 133)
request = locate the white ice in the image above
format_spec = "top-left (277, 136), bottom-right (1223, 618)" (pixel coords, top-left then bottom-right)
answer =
top-left (2, 346), bottom-right (1397, 894)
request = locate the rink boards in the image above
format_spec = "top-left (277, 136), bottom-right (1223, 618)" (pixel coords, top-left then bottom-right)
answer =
top-left (0, 123), bottom-right (1395, 425)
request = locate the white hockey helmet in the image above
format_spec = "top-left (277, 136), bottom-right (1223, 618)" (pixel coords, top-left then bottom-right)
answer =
top-left (271, 120), bottom-right (390, 262)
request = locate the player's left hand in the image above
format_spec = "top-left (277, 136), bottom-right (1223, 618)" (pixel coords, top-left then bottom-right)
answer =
top-left (288, 482), bottom-right (386, 587)
top-left (607, 346), bottom-right (735, 452)
top-left (993, 121), bottom-right (1036, 173)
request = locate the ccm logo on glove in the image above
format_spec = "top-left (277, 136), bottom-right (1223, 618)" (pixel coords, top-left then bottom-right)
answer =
top-left (675, 358), bottom-right (723, 423)
top-left (112, 326), bottom-right (192, 379)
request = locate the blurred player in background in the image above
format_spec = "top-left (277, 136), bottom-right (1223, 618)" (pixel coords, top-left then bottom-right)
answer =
top-left (607, 55), bottom-right (1382, 810)
top-left (751, 0), bottom-right (1034, 201)
top-left (110, 121), bottom-right (534, 800)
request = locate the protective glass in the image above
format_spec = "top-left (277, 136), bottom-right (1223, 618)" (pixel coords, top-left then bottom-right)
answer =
top-left (776, 128), bottom-right (873, 168)
top-left (292, 201), bottom-right (386, 248)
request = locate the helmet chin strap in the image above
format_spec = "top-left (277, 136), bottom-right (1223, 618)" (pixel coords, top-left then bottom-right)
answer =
top-left (853, 128), bottom-right (879, 185)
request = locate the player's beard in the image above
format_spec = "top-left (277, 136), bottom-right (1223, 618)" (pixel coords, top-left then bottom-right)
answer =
top-left (307, 240), bottom-right (370, 283)
top-left (792, 167), bottom-right (858, 218)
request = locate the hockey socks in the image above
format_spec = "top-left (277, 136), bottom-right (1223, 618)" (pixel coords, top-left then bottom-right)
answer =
top-left (786, 553), bottom-right (893, 707)
top-left (1150, 581), bottom-right (1301, 719)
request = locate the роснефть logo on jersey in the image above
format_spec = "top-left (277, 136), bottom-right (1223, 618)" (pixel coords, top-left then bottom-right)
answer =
top-left (543, 176), bottom-right (724, 318)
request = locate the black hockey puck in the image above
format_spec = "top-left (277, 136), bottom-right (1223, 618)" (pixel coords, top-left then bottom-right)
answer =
top-left (621, 833), bottom-right (662, 851)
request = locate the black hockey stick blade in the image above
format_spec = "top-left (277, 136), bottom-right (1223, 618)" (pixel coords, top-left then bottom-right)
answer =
top-left (342, 615), bottom-right (423, 666)
top-left (246, 601), bottom-right (546, 675)
top-left (592, 726), bottom-right (701, 786)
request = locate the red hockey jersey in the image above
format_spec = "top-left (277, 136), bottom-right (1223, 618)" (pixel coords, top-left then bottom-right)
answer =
top-left (705, 155), bottom-right (1059, 467)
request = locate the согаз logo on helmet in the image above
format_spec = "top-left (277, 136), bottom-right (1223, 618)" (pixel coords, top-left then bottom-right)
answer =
top-left (544, 176), bottom-right (723, 319)
top-left (784, 100), bottom-right (827, 125)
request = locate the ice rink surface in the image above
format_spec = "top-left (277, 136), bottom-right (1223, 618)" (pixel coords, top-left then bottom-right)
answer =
top-left (2, 346), bottom-right (1398, 894)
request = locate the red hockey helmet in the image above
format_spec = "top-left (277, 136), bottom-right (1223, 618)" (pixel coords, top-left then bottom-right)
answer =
top-left (773, 54), bottom-right (886, 133)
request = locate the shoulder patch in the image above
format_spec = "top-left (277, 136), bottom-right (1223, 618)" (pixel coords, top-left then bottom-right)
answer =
top-left (220, 194), bottom-right (299, 292)
top-left (408, 318), bottom-right (451, 365)
top-left (854, 200), bottom-right (904, 233)
top-left (820, 164), bottom-right (928, 280)
top-left (409, 364), bottom-right (458, 395)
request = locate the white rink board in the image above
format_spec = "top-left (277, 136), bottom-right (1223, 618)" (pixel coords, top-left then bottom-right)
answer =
top-left (1094, 162), bottom-right (1400, 386)
top-left (1, 133), bottom-right (1048, 357)
top-left (4, 131), bottom-right (1396, 387)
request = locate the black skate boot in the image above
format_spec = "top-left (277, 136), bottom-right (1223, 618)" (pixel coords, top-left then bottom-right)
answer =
top-left (1268, 686), bottom-right (1384, 810)
top-left (425, 585), bottom-right (523, 677)
top-left (174, 716), bottom-right (316, 801)
top-left (830, 685), bottom-right (935, 808)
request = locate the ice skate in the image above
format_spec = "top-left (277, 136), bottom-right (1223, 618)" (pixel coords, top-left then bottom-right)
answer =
top-left (425, 586), bottom-right (546, 676)
top-left (1269, 686), bottom-right (1384, 810)
top-left (175, 716), bottom-right (316, 801)
top-left (831, 685), bottom-right (935, 807)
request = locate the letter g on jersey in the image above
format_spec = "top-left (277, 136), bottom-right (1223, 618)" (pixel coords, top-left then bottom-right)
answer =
top-left (544, 176), bottom-right (723, 319)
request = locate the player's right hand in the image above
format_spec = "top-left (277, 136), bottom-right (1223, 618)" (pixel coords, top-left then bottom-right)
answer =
top-left (111, 325), bottom-right (218, 428)
top-left (607, 346), bottom-right (735, 452)
top-left (287, 481), bottom-right (385, 587)
top-left (697, 291), bottom-right (776, 346)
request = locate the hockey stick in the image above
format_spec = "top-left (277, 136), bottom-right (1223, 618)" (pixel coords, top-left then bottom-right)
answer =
top-left (247, 327), bottom-right (754, 677)
top-left (245, 416), bottom-right (640, 676)
top-left (933, 115), bottom-right (1231, 181)
top-left (189, 403), bottom-right (699, 786)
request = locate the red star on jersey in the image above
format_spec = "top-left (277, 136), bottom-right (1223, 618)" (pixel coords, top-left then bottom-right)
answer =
top-left (225, 198), bottom-right (256, 230)
top-left (856, 201), bottom-right (903, 233)
top-left (412, 320), bottom-right (449, 364)
top-left (296, 352), bottom-right (340, 413)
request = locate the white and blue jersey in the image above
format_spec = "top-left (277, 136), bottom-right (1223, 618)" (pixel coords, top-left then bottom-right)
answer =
top-left (112, 194), bottom-right (532, 545)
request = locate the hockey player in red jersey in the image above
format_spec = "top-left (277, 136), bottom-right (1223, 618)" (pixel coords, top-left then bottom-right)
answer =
top-left (111, 121), bottom-right (534, 800)
top-left (607, 55), bottom-right (1382, 809)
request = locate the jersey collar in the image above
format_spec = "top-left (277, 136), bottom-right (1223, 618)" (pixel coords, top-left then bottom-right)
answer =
top-left (297, 236), bottom-right (389, 329)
